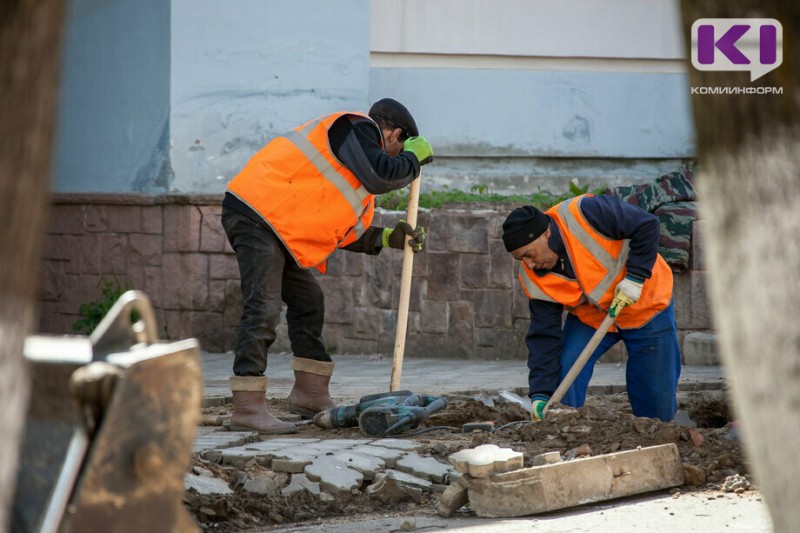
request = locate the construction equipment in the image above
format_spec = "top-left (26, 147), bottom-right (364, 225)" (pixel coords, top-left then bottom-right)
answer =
top-left (390, 175), bottom-right (421, 391)
top-left (12, 291), bottom-right (201, 533)
top-left (543, 303), bottom-right (624, 417)
top-left (313, 390), bottom-right (448, 437)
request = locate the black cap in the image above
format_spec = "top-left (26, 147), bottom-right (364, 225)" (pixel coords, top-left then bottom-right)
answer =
top-left (502, 206), bottom-right (550, 252)
top-left (368, 98), bottom-right (419, 137)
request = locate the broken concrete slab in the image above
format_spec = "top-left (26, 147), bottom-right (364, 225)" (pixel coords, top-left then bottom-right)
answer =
top-left (349, 444), bottom-right (406, 468)
top-left (449, 444), bottom-right (524, 478)
top-left (366, 472), bottom-right (422, 503)
top-left (192, 429), bottom-right (256, 453)
top-left (305, 457), bottom-right (364, 496)
top-left (185, 473), bottom-right (234, 495)
top-left (395, 454), bottom-right (453, 483)
top-left (371, 438), bottom-right (423, 452)
top-left (271, 452), bottom-right (317, 473)
top-left (281, 473), bottom-right (321, 496)
top-left (243, 476), bottom-right (281, 495)
top-left (330, 451), bottom-right (386, 480)
top-left (435, 476), bottom-right (470, 517)
top-left (466, 443), bottom-right (684, 518)
top-left (532, 451), bottom-right (562, 466)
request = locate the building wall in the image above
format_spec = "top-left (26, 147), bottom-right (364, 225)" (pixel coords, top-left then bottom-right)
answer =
top-left (38, 195), bottom-right (711, 362)
top-left (51, 0), bottom-right (694, 195)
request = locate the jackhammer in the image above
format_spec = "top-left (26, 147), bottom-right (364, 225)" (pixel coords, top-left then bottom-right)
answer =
top-left (313, 391), bottom-right (448, 437)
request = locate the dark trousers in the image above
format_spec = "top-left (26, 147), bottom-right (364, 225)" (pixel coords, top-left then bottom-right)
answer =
top-left (559, 300), bottom-right (681, 421)
top-left (221, 207), bottom-right (330, 376)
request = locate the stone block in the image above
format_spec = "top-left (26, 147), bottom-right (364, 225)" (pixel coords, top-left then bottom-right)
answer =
top-left (449, 445), bottom-right (524, 478)
top-left (243, 476), bottom-right (281, 495)
top-left (489, 239), bottom-right (514, 288)
top-left (343, 250), bottom-right (365, 276)
top-left (358, 254), bottom-right (394, 308)
top-left (209, 253), bottom-right (239, 280)
top-left (304, 457), bottom-right (364, 496)
top-left (141, 205), bottom-right (163, 234)
top-left (40, 260), bottom-right (66, 301)
top-left (347, 306), bottom-right (381, 340)
top-left (208, 279), bottom-right (226, 310)
top-left (460, 254), bottom-right (489, 288)
top-left (330, 451), bottom-right (386, 480)
top-left (689, 271), bottom-right (712, 329)
top-left (192, 312), bottom-right (225, 352)
top-left (350, 445), bottom-right (406, 468)
top-left (282, 473), bottom-right (321, 496)
top-left (672, 272), bottom-right (691, 329)
top-left (427, 253), bottom-right (461, 300)
top-left (185, 473), bottom-right (233, 495)
top-left (77, 234), bottom-right (102, 275)
top-left (446, 301), bottom-right (474, 357)
top-left (199, 205), bottom-right (226, 252)
top-left (395, 453), bottom-right (453, 483)
top-left (691, 219), bottom-right (705, 270)
top-left (272, 452), bottom-right (317, 473)
top-left (427, 211), bottom-right (489, 253)
top-left (436, 476), bottom-right (469, 517)
top-left (466, 443), bottom-right (684, 518)
top-left (107, 205), bottom-right (143, 233)
top-left (532, 452), bottom-right (562, 466)
top-left (367, 471), bottom-right (425, 503)
top-left (318, 277), bottom-right (354, 325)
top-left (84, 205), bottom-right (109, 232)
top-left (163, 205), bottom-right (202, 252)
top-left (161, 253), bottom-right (209, 309)
top-left (512, 288), bottom-right (531, 320)
top-left (129, 234), bottom-right (163, 266)
top-left (99, 233), bottom-right (129, 274)
top-left (127, 265), bottom-right (162, 305)
top-left (420, 299), bottom-right (447, 334)
top-left (682, 332), bottom-right (719, 365)
top-left (49, 205), bottom-right (85, 235)
top-left (371, 439), bottom-right (423, 452)
top-left (468, 289), bottom-right (512, 328)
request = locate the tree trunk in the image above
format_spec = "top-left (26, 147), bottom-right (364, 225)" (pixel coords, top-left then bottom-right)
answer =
top-left (680, 2), bottom-right (799, 531)
top-left (0, 0), bottom-right (65, 531)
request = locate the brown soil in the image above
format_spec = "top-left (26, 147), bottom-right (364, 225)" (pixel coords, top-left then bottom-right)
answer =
top-left (185, 391), bottom-right (747, 532)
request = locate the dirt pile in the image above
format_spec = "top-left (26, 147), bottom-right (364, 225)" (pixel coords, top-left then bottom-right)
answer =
top-left (185, 391), bottom-right (748, 532)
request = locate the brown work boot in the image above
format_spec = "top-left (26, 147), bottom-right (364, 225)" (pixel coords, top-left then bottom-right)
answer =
top-left (229, 376), bottom-right (297, 434)
top-left (287, 356), bottom-right (336, 418)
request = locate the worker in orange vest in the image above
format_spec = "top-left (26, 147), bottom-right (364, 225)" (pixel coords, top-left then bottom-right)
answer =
top-left (502, 194), bottom-right (681, 422)
top-left (222, 99), bottom-right (433, 433)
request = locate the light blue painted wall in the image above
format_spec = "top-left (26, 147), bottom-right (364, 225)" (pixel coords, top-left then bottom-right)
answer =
top-left (370, 67), bottom-right (695, 192)
top-left (53, 0), bottom-right (171, 192)
top-left (169, 0), bottom-right (371, 192)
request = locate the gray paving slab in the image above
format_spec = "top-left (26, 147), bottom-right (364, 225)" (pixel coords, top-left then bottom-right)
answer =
top-left (305, 457), bottom-right (364, 496)
top-left (395, 453), bottom-right (453, 483)
top-left (349, 444), bottom-right (406, 468)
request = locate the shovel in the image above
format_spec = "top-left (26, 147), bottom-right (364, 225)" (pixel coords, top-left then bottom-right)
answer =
top-left (389, 175), bottom-right (421, 391)
top-left (542, 302), bottom-right (624, 416)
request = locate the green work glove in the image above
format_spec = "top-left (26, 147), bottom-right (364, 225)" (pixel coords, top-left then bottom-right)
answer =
top-left (403, 136), bottom-right (434, 165)
top-left (531, 393), bottom-right (549, 422)
top-left (381, 220), bottom-right (426, 252)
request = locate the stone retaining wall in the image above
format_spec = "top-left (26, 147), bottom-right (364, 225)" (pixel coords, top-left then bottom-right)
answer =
top-left (38, 194), bottom-right (712, 361)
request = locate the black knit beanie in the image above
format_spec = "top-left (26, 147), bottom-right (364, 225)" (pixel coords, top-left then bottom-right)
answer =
top-left (502, 206), bottom-right (550, 252)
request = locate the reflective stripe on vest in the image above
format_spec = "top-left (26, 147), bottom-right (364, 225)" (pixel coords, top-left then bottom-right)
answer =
top-left (556, 197), bottom-right (631, 304)
top-left (284, 119), bottom-right (371, 240)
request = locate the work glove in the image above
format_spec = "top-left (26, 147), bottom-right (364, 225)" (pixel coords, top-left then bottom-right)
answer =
top-left (611, 275), bottom-right (644, 314)
top-left (381, 220), bottom-right (427, 252)
top-left (531, 393), bottom-right (549, 422)
top-left (403, 136), bottom-right (434, 165)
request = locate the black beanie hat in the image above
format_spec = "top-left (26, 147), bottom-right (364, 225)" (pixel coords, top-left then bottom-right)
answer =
top-left (369, 98), bottom-right (419, 137)
top-left (502, 206), bottom-right (550, 252)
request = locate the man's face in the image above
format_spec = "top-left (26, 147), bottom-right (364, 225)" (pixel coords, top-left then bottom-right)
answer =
top-left (510, 229), bottom-right (559, 271)
top-left (382, 127), bottom-right (405, 157)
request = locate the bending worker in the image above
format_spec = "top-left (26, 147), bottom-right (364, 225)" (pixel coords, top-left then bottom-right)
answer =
top-left (222, 98), bottom-right (433, 434)
top-left (502, 194), bottom-right (680, 422)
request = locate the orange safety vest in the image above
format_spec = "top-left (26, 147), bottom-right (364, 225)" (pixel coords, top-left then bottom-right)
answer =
top-left (515, 195), bottom-right (673, 330)
top-left (226, 112), bottom-right (379, 273)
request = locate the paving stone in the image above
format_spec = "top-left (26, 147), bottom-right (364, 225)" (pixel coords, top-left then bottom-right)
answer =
top-left (449, 444), bottom-right (524, 478)
top-left (330, 451), bottom-right (386, 480)
top-left (683, 332), bottom-right (720, 365)
top-left (282, 473), bottom-right (321, 496)
top-left (366, 472), bottom-right (422, 503)
top-left (185, 473), bottom-right (233, 495)
top-left (350, 444), bottom-right (406, 468)
top-left (371, 438), bottom-right (423, 452)
top-left (532, 451), bottom-right (562, 466)
top-left (305, 457), bottom-right (364, 496)
top-left (436, 476), bottom-right (469, 517)
top-left (396, 453), bottom-right (453, 483)
top-left (192, 430), bottom-right (256, 453)
top-left (381, 469), bottom-right (434, 492)
top-left (243, 476), bottom-right (281, 495)
top-left (271, 451), bottom-right (317, 473)
top-left (466, 443), bottom-right (684, 518)
top-left (220, 448), bottom-right (267, 468)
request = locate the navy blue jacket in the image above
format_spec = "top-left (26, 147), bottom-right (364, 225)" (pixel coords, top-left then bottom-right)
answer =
top-left (526, 195), bottom-right (661, 397)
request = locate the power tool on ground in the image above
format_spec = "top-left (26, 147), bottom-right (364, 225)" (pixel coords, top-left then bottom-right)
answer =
top-left (313, 391), bottom-right (448, 437)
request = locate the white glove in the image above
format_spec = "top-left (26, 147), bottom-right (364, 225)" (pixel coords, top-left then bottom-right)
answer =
top-left (612, 275), bottom-right (644, 309)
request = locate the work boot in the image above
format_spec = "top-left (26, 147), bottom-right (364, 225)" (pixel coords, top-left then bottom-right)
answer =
top-left (287, 356), bottom-right (336, 418)
top-left (229, 376), bottom-right (297, 434)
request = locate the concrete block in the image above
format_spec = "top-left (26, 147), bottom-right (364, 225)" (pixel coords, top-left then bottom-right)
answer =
top-left (330, 451), bottom-right (386, 481)
top-left (243, 476), bottom-right (280, 495)
top-left (282, 473), bottom-right (321, 496)
top-left (449, 445), bottom-right (524, 478)
top-left (271, 452), bottom-right (317, 473)
top-left (683, 332), bottom-right (720, 365)
top-left (350, 444), bottom-right (406, 468)
top-left (436, 476), bottom-right (469, 517)
top-left (185, 473), bottom-right (233, 495)
top-left (305, 457), bottom-right (364, 496)
top-left (366, 472), bottom-right (423, 503)
top-left (396, 453), bottom-right (453, 483)
top-left (371, 439), bottom-right (423, 452)
top-left (466, 443), bottom-right (684, 518)
top-left (532, 452), bottom-right (562, 466)
top-left (380, 469), bottom-right (434, 492)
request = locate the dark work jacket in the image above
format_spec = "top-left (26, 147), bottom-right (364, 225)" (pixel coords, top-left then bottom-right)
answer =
top-left (527, 195), bottom-right (661, 397)
top-left (223, 114), bottom-right (419, 255)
